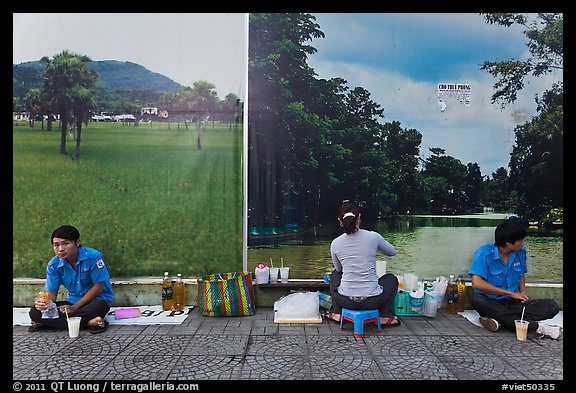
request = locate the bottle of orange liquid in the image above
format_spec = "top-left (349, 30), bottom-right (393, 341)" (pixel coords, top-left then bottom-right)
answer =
top-left (456, 274), bottom-right (466, 312)
top-left (162, 272), bottom-right (173, 311)
top-left (397, 274), bottom-right (404, 289)
top-left (447, 274), bottom-right (458, 314)
top-left (173, 273), bottom-right (186, 311)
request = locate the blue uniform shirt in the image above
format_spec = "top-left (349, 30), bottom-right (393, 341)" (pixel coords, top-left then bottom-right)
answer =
top-left (45, 245), bottom-right (114, 305)
top-left (468, 243), bottom-right (527, 299)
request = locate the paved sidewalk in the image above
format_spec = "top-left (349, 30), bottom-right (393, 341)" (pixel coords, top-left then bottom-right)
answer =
top-left (13, 307), bottom-right (563, 382)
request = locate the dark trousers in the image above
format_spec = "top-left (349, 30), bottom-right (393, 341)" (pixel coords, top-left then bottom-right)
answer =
top-left (471, 292), bottom-right (560, 332)
top-left (29, 297), bottom-right (111, 330)
top-left (329, 270), bottom-right (398, 318)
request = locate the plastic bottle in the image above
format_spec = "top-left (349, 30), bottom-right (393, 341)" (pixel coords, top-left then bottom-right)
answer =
top-left (162, 272), bottom-right (173, 311)
top-left (456, 274), bottom-right (466, 312)
top-left (447, 274), bottom-right (458, 314)
top-left (173, 273), bottom-right (186, 311)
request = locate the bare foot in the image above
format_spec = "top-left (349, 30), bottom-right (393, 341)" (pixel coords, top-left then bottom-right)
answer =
top-left (87, 316), bottom-right (106, 329)
top-left (28, 320), bottom-right (46, 332)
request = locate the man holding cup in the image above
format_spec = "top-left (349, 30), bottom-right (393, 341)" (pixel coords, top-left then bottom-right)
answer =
top-left (469, 220), bottom-right (561, 339)
top-left (28, 225), bottom-right (114, 334)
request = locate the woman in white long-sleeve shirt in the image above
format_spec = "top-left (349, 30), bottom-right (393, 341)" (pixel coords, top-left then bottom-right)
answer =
top-left (326, 200), bottom-right (400, 327)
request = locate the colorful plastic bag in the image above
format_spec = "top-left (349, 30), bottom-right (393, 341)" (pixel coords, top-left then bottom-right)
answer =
top-left (197, 271), bottom-right (256, 317)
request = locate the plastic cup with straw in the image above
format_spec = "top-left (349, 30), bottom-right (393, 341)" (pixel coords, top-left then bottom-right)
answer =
top-left (269, 258), bottom-right (279, 284)
top-left (514, 306), bottom-right (528, 341)
top-left (64, 307), bottom-right (71, 337)
top-left (65, 306), bottom-right (81, 338)
top-left (280, 257), bottom-right (289, 283)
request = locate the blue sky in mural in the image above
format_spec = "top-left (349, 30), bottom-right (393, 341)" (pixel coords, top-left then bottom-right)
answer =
top-left (14, 13), bottom-right (562, 176)
top-left (307, 13), bottom-right (562, 176)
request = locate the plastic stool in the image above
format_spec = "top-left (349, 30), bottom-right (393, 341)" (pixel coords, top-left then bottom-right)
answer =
top-left (340, 308), bottom-right (381, 338)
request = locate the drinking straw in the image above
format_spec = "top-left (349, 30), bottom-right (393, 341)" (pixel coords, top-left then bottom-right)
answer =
top-left (270, 258), bottom-right (273, 268)
top-left (65, 307), bottom-right (69, 321)
top-left (281, 258), bottom-right (284, 268)
top-left (520, 306), bottom-right (526, 323)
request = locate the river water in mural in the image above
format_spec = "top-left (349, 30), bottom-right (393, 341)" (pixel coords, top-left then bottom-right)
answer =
top-left (247, 214), bottom-right (563, 282)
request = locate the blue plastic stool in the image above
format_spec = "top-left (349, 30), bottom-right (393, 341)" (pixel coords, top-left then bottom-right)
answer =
top-left (340, 308), bottom-right (381, 338)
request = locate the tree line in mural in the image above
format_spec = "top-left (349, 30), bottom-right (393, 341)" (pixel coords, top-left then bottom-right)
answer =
top-left (247, 13), bottom-right (563, 229)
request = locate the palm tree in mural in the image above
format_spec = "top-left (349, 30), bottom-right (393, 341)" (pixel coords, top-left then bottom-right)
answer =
top-left (190, 80), bottom-right (218, 150)
top-left (40, 50), bottom-right (98, 156)
top-left (70, 85), bottom-right (97, 159)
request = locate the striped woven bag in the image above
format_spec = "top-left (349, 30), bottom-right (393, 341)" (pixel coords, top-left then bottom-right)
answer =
top-left (197, 271), bottom-right (256, 317)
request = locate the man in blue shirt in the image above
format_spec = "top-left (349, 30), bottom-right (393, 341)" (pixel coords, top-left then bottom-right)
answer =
top-left (469, 220), bottom-right (561, 339)
top-left (29, 225), bottom-right (114, 334)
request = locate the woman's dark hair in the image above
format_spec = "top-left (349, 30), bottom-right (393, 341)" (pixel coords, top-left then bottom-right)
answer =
top-left (338, 200), bottom-right (360, 235)
top-left (494, 221), bottom-right (527, 247)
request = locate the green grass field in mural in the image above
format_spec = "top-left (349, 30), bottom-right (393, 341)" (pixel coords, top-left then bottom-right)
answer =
top-left (13, 121), bottom-right (243, 278)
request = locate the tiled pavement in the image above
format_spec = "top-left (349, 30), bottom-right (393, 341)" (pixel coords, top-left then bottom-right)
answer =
top-left (12, 307), bottom-right (563, 383)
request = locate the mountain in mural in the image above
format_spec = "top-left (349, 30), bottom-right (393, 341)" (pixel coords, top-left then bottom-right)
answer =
top-left (13, 60), bottom-right (183, 100)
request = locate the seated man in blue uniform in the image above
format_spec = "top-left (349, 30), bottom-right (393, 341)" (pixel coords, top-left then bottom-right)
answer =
top-left (29, 225), bottom-right (114, 334)
top-left (469, 220), bottom-right (561, 339)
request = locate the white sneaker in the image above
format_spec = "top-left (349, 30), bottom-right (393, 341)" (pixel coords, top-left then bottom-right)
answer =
top-left (479, 316), bottom-right (500, 332)
top-left (536, 322), bottom-right (562, 340)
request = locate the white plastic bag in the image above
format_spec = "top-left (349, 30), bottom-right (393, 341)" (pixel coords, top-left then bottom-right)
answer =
top-left (275, 291), bottom-right (319, 321)
top-left (422, 290), bottom-right (439, 318)
top-left (41, 300), bottom-right (59, 319)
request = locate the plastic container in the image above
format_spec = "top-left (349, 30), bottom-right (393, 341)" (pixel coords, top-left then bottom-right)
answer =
top-left (409, 292), bottom-right (425, 313)
top-left (376, 260), bottom-right (387, 277)
top-left (280, 267), bottom-right (290, 283)
top-left (404, 273), bottom-right (419, 291)
top-left (269, 267), bottom-right (279, 284)
top-left (255, 264), bottom-right (270, 284)
top-left (318, 292), bottom-right (332, 309)
top-left (67, 317), bottom-right (81, 338)
top-left (394, 289), bottom-right (423, 316)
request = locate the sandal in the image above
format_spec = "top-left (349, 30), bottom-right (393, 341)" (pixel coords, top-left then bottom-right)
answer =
top-left (324, 312), bottom-right (341, 323)
top-left (380, 316), bottom-right (401, 328)
top-left (90, 326), bottom-right (106, 334)
top-left (90, 322), bottom-right (108, 334)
